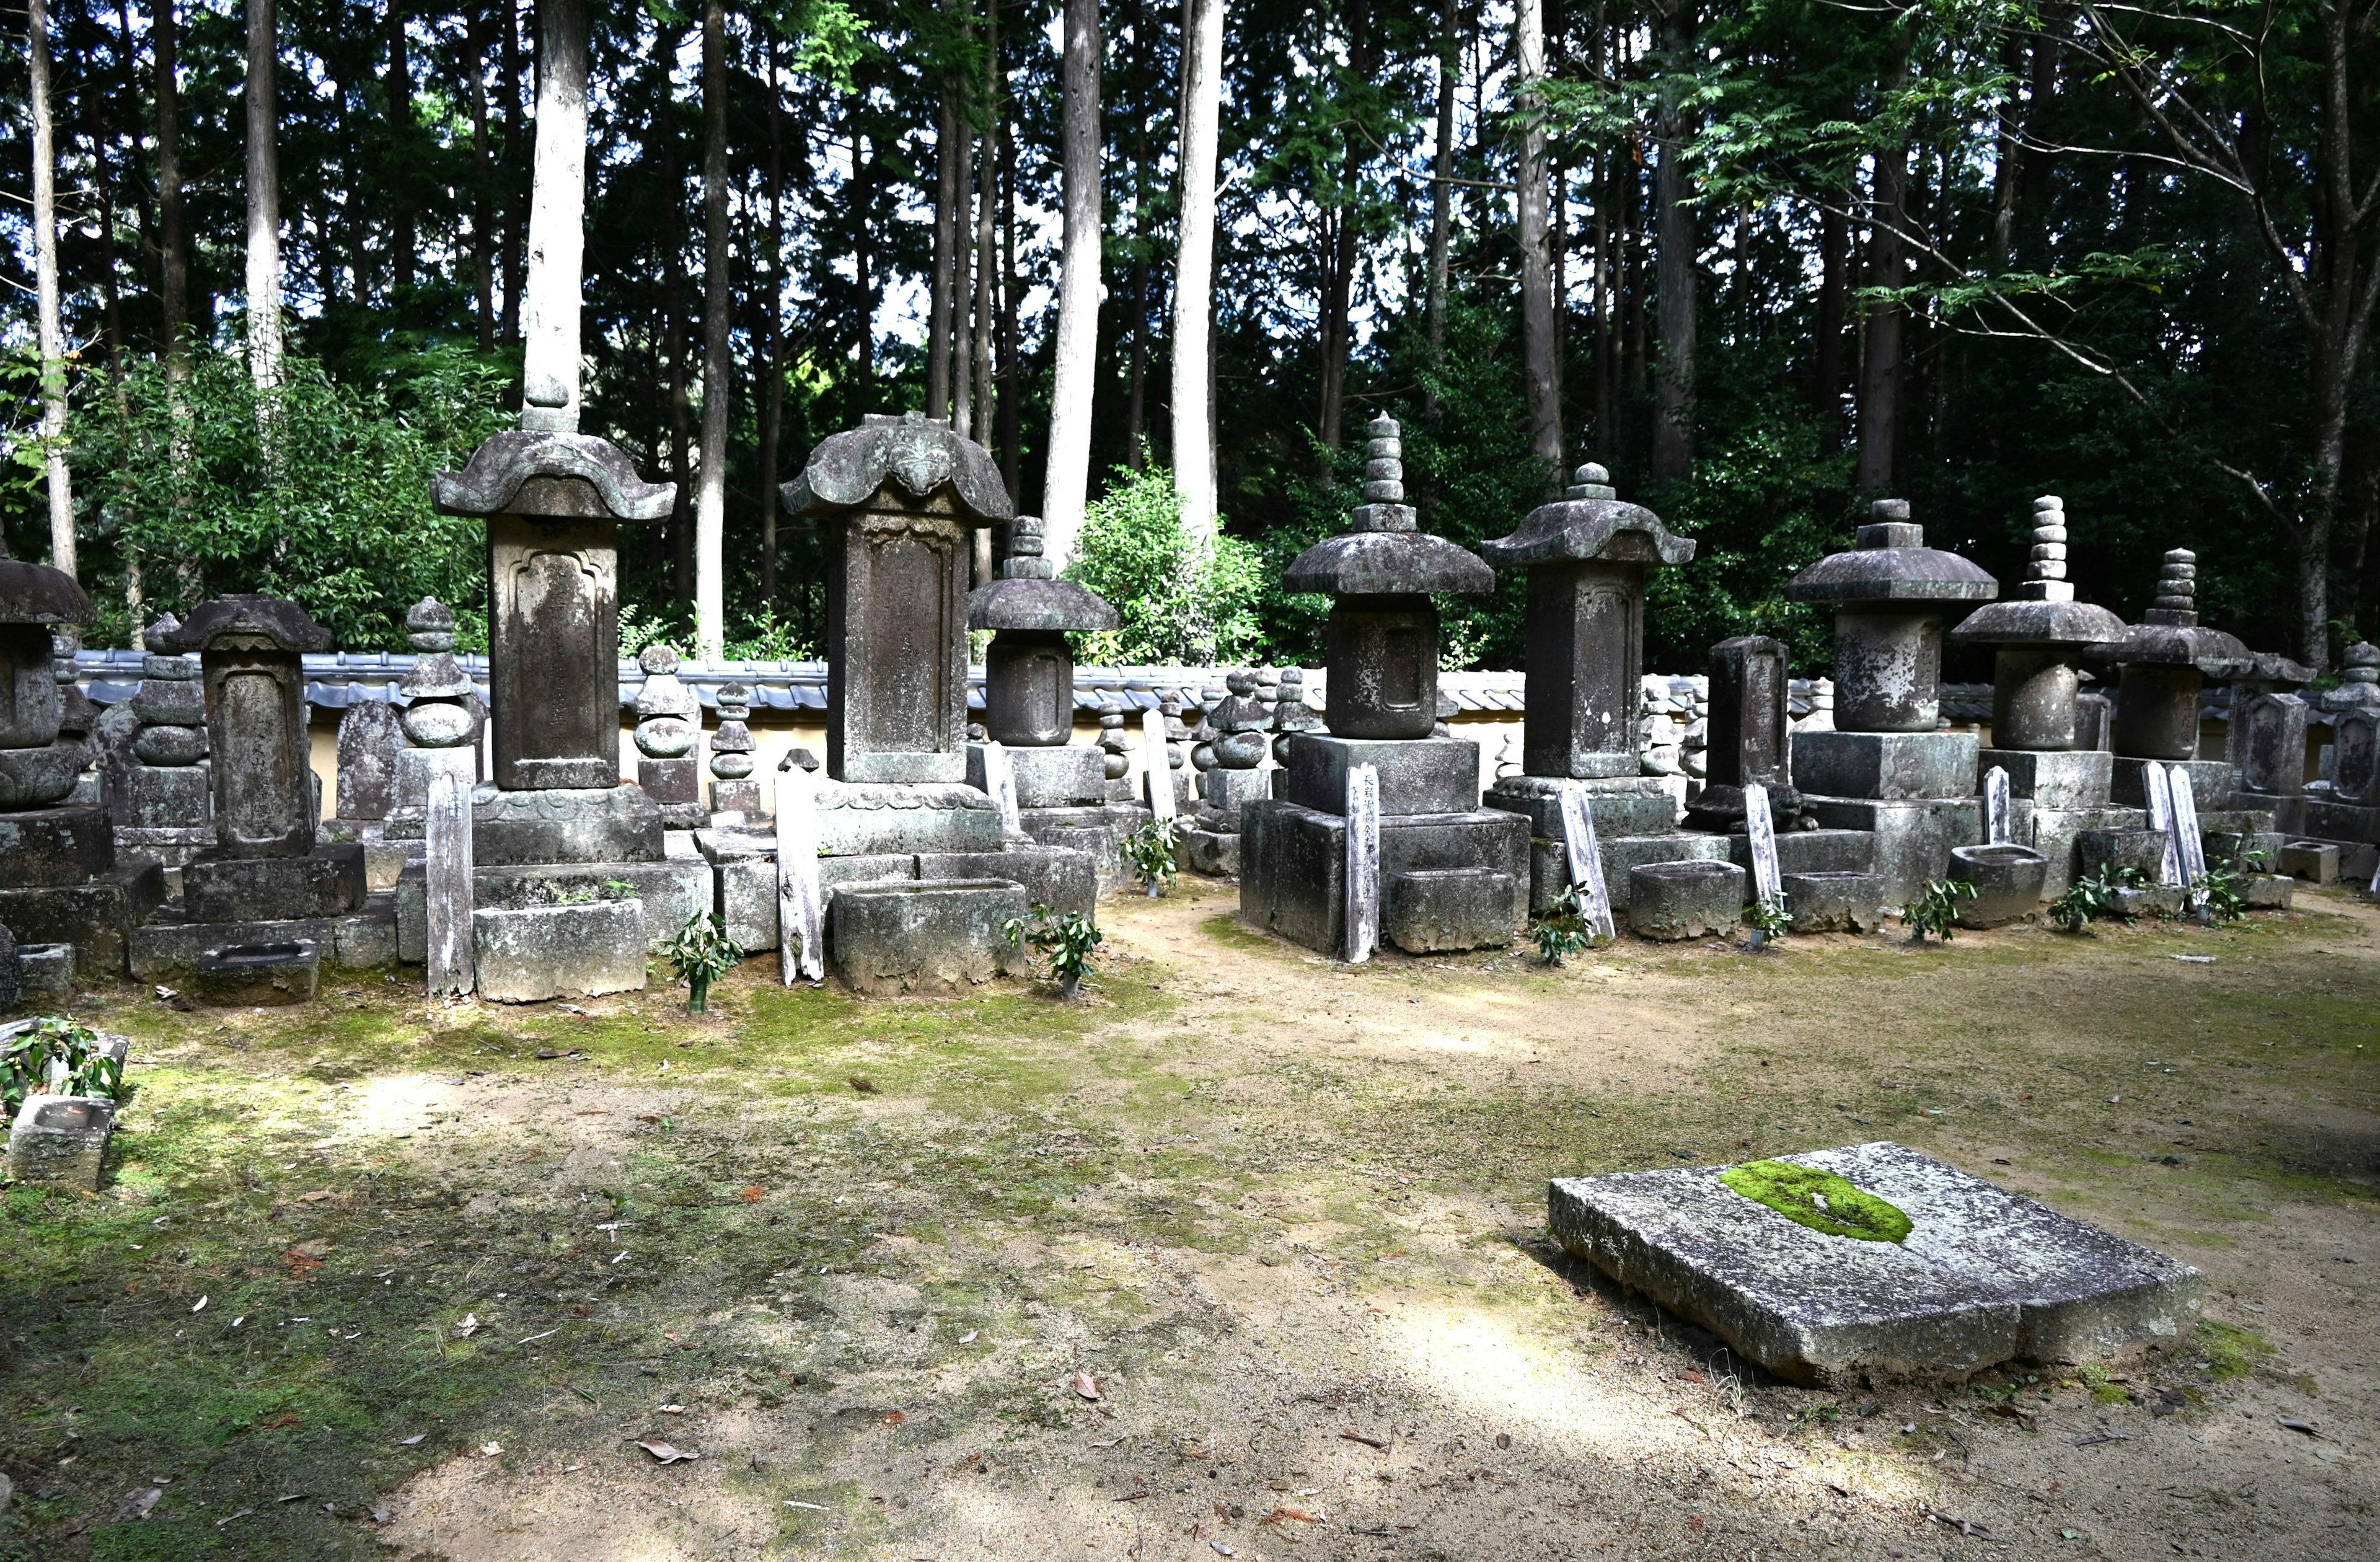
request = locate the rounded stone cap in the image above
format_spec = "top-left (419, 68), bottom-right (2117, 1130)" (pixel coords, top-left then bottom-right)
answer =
top-left (966, 576), bottom-right (1120, 633)
top-left (0, 557), bottom-right (93, 627)
top-left (432, 430), bottom-right (677, 521)
top-left (1951, 597), bottom-right (2128, 648)
top-left (1283, 531), bottom-right (1496, 597)
top-left (2100, 620), bottom-right (2255, 677)
top-left (780, 412), bottom-right (1012, 526)
top-left (155, 594), bottom-right (333, 653)
top-left (638, 643), bottom-right (681, 676)
top-left (1787, 515), bottom-right (1998, 606)
top-left (1479, 497), bottom-right (1696, 570)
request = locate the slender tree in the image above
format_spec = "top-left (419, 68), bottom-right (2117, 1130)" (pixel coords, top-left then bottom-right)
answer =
top-left (1426, 0), bottom-right (1455, 387)
top-left (155, 0), bottom-right (188, 370)
top-left (29, 0), bottom-right (73, 577)
top-left (1649, 1), bottom-right (1697, 481)
top-left (1172, 0), bottom-right (1223, 547)
top-left (694, 0), bottom-right (731, 658)
top-left (759, 23), bottom-right (784, 614)
top-left (246, 0), bottom-right (284, 408)
top-left (1515, 0), bottom-right (1561, 477)
top-left (387, 0), bottom-right (415, 293)
top-left (520, 0), bottom-right (591, 432)
top-left (1856, 27), bottom-right (1912, 492)
top-left (1042, 0), bottom-right (1103, 566)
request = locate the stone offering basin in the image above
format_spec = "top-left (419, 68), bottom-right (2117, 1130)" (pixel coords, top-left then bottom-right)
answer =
top-left (193, 939), bottom-right (322, 1007)
top-left (1949, 843), bottom-right (2049, 927)
top-left (8, 1092), bottom-right (118, 1190)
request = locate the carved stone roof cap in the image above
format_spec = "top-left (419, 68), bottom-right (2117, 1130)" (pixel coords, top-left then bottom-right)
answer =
top-left (1283, 531), bottom-right (1496, 598)
top-left (432, 430), bottom-right (677, 521)
top-left (780, 413), bottom-right (1013, 525)
top-left (967, 577), bottom-right (1121, 633)
top-left (156, 594), bottom-right (333, 654)
top-left (1479, 496), bottom-right (1696, 569)
top-left (1951, 598), bottom-right (2128, 648)
top-left (1787, 507), bottom-right (1998, 606)
top-left (2244, 651), bottom-right (2315, 685)
top-left (0, 557), bottom-right (93, 627)
top-left (2097, 620), bottom-right (2256, 677)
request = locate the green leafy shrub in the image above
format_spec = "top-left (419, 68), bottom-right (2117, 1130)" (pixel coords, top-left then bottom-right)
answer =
top-left (1744, 893), bottom-right (1792, 948)
top-left (1529, 884), bottom-right (1594, 966)
top-left (1065, 464), bottom-right (1263, 666)
top-left (660, 912), bottom-right (743, 1013)
top-left (2193, 847), bottom-right (2267, 924)
top-left (2, 1017), bottom-right (133, 1116)
top-left (1719, 1158), bottom-right (1913, 1243)
top-left (2050, 865), bottom-right (2143, 932)
top-left (1002, 903), bottom-right (1104, 999)
top-left (1901, 877), bottom-right (1979, 943)
top-left (1119, 818), bottom-right (1181, 896)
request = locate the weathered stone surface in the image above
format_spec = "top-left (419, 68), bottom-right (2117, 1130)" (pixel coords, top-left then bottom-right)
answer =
top-left (2110, 756), bottom-right (2234, 813)
top-left (1951, 498), bottom-right (2128, 752)
top-left (1726, 827), bottom-right (1875, 880)
top-left (1781, 871), bottom-right (1889, 933)
top-left (1977, 746), bottom-right (2111, 810)
top-left (1690, 635), bottom-right (1797, 826)
top-left (1196, 763), bottom-right (1271, 824)
top-left (334, 700), bottom-right (403, 822)
top-left (471, 783), bottom-right (663, 865)
top-left (112, 761), bottom-right (211, 831)
top-left (1381, 867), bottom-right (1521, 953)
top-left (919, 846), bottom-right (1098, 919)
top-left (1548, 1141), bottom-right (2201, 1386)
top-left (0, 742), bottom-right (86, 810)
top-left (0, 860), bottom-right (167, 974)
top-left (2027, 805), bottom-right (2143, 900)
top-left (638, 755), bottom-right (702, 806)
top-left (2280, 841), bottom-right (2339, 883)
top-left (1239, 801), bottom-right (1528, 955)
top-left (1278, 734), bottom-right (1480, 816)
top-left (0, 554), bottom-right (93, 629)
top-left (182, 844), bottom-right (366, 924)
top-left (2293, 794), bottom-right (2380, 847)
top-left (1179, 825), bottom-right (1241, 878)
top-left (1800, 797), bottom-right (1982, 907)
top-left (15, 940), bottom-right (71, 1002)
top-left (1947, 844), bottom-right (2048, 927)
top-left (191, 940), bottom-right (321, 1006)
top-left (970, 742), bottom-right (1104, 811)
top-left (8, 1094), bottom-right (114, 1191)
top-left (1486, 774), bottom-right (1680, 839)
top-left (1794, 730), bottom-right (1980, 801)
top-left (0, 805), bottom-right (112, 889)
top-left (827, 878), bottom-right (1028, 995)
top-left (473, 900), bottom-right (649, 1002)
top-left (130, 901), bottom-right (399, 978)
top-left (2232, 691), bottom-right (2309, 797)
top-left (1626, 859), bottom-right (1747, 941)
top-left (1016, 803), bottom-right (1144, 896)
top-left (0, 923), bottom-right (15, 1010)
top-left (813, 780), bottom-right (1005, 856)
top-left (1788, 510), bottom-right (1997, 732)
top-left (394, 858), bottom-right (705, 961)
top-left (484, 515), bottom-right (630, 790)
top-left (431, 429), bottom-right (679, 521)
top-left (2242, 873), bottom-right (2296, 909)
top-left (2079, 827), bottom-right (2171, 880)
top-left (1527, 830), bottom-right (1731, 916)
top-left (152, 596), bottom-right (325, 858)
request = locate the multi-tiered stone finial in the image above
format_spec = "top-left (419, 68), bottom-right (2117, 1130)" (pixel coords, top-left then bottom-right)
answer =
top-left (708, 683), bottom-right (760, 818)
top-left (2025, 494), bottom-right (2075, 599)
top-left (631, 643), bottom-right (708, 830)
top-left (1951, 495), bottom-right (2127, 752)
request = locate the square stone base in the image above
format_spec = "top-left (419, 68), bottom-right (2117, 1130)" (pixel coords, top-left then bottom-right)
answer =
top-left (1794, 730), bottom-right (1980, 801)
top-left (638, 755), bottom-right (701, 806)
top-left (113, 762), bottom-right (209, 829)
top-left (474, 900), bottom-right (648, 1002)
top-left (828, 879), bottom-right (1029, 995)
top-left (1782, 871), bottom-right (1889, 933)
top-left (816, 781), bottom-right (1006, 856)
top-left (2280, 841), bottom-right (2340, 883)
top-left (0, 805), bottom-right (112, 889)
top-left (1549, 1141), bottom-right (2200, 1386)
top-left (384, 747), bottom-right (477, 839)
top-left (1279, 735), bottom-right (1481, 816)
top-left (114, 825), bottom-right (214, 871)
top-left (1239, 800), bottom-right (1527, 956)
top-left (1382, 868), bottom-right (1521, 953)
top-left (1017, 803), bottom-right (1148, 896)
top-left (1180, 825), bottom-right (1241, 878)
top-left (0, 860), bottom-right (168, 976)
top-left (1726, 827), bottom-right (1877, 880)
top-left (1978, 748), bottom-right (2113, 810)
top-left (1197, 764), bottom-right (1271, 817)
top-left (191, 939), bottom-right (322, 1007)
top-left (2111, 757), bottom-right (2236, 811)
top-left (1802, 796), bottom-right (1983, 907)
top-left (1527, 831), bottom-right (1730, 915)
top-left (2026, 806), bottom-right (2144, 900)
top-left (182, 844), bottom-right (367, 923)
top-left (1485, 774), bottom-right (1683, 840)
top-left (394, 858), bottom-right (709, 963)
top-left (130, 895), bottom-right (399, 979)
top-left (15, 941), bottom-right (74, 1003)
top-left (472, 785), bottom-right (665, 866)
top-left (970, 743), bottom-right (1106, 810)
top-left (2291, 792), bottom-right (2380, 847)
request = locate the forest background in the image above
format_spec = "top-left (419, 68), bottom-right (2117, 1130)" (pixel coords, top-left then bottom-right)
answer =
top-left (4, 0), bottom-right (2376, 683)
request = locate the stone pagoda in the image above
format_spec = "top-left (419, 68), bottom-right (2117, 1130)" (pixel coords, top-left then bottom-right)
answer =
top-left (128, 595), bottom-right (397, 984)
top-left (966, 512), bottom-right (1118, 813)
top-left (777, 414), bottom-right (1100, 991)
top-left (1181, 668), bottom-right (1272, 876)
top-left (2299, 642), bottom-right (2380, 877)
top-left (1949, 495), bottom-right (2134, 897)
top-left (0, 545), bottom-right (162, 977)
top-left (1476, 459), bottom-right (1724, 910)
top-left (1241, 416), bottom-right (1526, 953)
top-left (96, 616), bottom-right (215, 873)
top-left (1787, 500), bottom-right (1999, 905)
top-left (2095, 549), bottom-right (2255, 812)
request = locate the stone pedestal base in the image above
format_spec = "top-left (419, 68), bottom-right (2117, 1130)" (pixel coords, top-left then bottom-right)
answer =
top-left (0, 860), bottom-right (167, 976)
top-left (384, 748), bottom-right (477, 839)
top-left (1524, 831), bottom-right (1728, 915)
top-left (2111, 757), bottom-right (2236, 811)
top-left (475, 900), bottom-right (648, 1002)
top-left (2280, 842), bottom-right (2339, 883)
top-left (1016, 803), bottom-right (1147, 896)
top-left (111, 761), bottom-right (209, 827)
top-left (971, 743), bottom-right (1106, 810)
top-left (395, 858), bottom-right (708, 963)
top-left (828, 879), bottom-right (1029, 995)
top-left (1802, 796), bottom-right (1982, 907)
top-left (1179, 826), bottom-right (1241, 878)
top-left (1948, 844), bottom-right (2050, 926)
top-left (0, 805), bottom-right (112, 888)
top-left (1484, 774), bottom-right (1683, 838)
top-left (816, 780), bottom-right (1005, 856)
top-left (130, 894), bottom-right (399, 979)
top-left (1238, 800), bottom-right (1527, 956)
top-left (2025, 806), bottom-right (2144, 899)
top-left (709, 779), bottom-right (763, 819)
top-left (1627, 860), bottom-right (1748, 941)
top-left (473, 785), bottom-right (664, 866)
top-left (14, 941), bottom-right (73, 1004)
top-left (638, 756), bottom-right (700, 806)
top-left (1794, 730), bottom-right (1979, 800)
top-left (1383, 868), bottom-right (1521, 953)
top-left (2290, 790), bottom-right (2380, 845)
top-left (1198, 765), bottom-right (1271, 814)
top-left (182, 844), bottom-right (366, 923)
top-left (1782, 871), bottom-right (1889, 933)
top-left (1978, 748), bottom-right (2113, 810)
top-left (1724, 827), bottom-right (1877, 880)
top-left (114, 824), bottom-right (213, 871)
top-left (1280, 735), bottom-right (1481, 816)
top-left (2079, 828), bottom-right (2171, 881)
top-left (192, 940), bottom-right (322, 1006)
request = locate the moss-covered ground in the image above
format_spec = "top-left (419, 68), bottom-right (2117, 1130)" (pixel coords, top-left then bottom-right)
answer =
top-left (3, 878), bottom-right (2376, 1560)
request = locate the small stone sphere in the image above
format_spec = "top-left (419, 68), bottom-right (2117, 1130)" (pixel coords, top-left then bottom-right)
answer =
top-left (133, 723), bottom-right (208, 766)
top-left (1191, 742), bottom-right (1217, 772)
top-left (639, 643), bottom-right (681, 676)
top-left (401, 699), bottom-right (477, 749)
top-left (635, 715), bottom-right (698, 758)
top-left (710, 752), bottom-right (754, 780)
top-left (1103, 751), bottom-right (1130, 781)
top-left (1214, 731), bottom-right (1268, 769)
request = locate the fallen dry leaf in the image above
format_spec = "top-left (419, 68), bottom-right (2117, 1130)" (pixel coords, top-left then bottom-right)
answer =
top-left (848, 1076), bottom-right (878, 1094)
top-left (295, 1191), bottom-right (337, 1205)
top-left (478, 1442), bottom-right (502, 1458)
top-left (884, 1410), bottom-right (907, 1426)
top-left (637, 1441), bottom-right (697, 1464)
top-left (1681, 1369), bottom-right (1707, 1385)
top-left (1071, 1372), bottom-right (1101, 1401)
top-left (252, 1413), bottom-right (301, 1431)
top-left (453, 1313), bottom-right (480, 1339)
top-left (1263, 1506), bottom-right (1321, 1525)
top-left (740, 1185), bottom-right (766, 1203)
top-left (281, 1250), bottom-right (322, 1280)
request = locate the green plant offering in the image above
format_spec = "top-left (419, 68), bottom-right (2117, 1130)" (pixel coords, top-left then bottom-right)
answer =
top-left (1901, 876), bottom-right (1979, 942)
top-left (661, 912), bottom-right (744, 1013)
top-left (1528, 883), bottom-right (1593, 966)
top-left (2192, 848), bottom-right (2265, 924)
top-left (2, 1017), bottom-right (134, 1116)
top-left (1744, 893), bottom-right (1792, 947)
top-left (1119, 818), bottom-right (1181, 896)
top-left (1002, 902), bottom-right (1105, 999)
top-left (1719, 1158), bottom-right (1914, 1243)
top-left (2050, 865), bottom-right (2142, 932)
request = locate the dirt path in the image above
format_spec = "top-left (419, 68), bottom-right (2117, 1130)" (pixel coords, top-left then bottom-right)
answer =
top-left (4, 879), bottom-right (2376, 1561)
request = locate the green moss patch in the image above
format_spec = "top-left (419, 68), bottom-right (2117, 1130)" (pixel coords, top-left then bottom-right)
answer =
top-left (2197, 1318), bottom-right (2274, 1380)
top-left (1719, 1159), bottom-right (1913, 1243)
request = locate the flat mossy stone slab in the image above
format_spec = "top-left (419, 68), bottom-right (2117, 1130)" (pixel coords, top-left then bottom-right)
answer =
top-left (1549, 1141), bottom-right (2200, 1386)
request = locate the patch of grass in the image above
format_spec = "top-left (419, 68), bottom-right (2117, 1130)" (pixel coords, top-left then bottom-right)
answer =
top-left (2197, 1318), bottom-right (2275, 1380)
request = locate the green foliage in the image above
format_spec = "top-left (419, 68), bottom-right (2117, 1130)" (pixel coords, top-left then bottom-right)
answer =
top-left (2193, 849), bottom-right (2267, 924)
top-left (621, 601), bottom-right (814, 662)
top-left (66, 346), bottom-right (508, 650)
top-left (1901, 877), bottom-right (1979, 943)
top-left (2, 1017), bottom-right (134, 1117)
top-left (1528, 883), bottom-right (1595, 966)
top-left (1066, 465), bottom-right (1263, 666)
top-left (1719, 1158), bottom-right (1914, 1244)
top-left (1119, 818), bottom-right (1181, 897)
top-left (1001, 902), bottom-right (1104, 998)
top-left (660, 912), bottom-right (744, 1013)
top-left (2050, 865), bottom-right (2144, 932)
top-left (1745, 893), bottom-right (1792, 945)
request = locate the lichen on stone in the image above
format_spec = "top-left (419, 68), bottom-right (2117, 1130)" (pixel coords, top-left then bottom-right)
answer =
top-left (1718, 1158), bottom-right (1914, 1243)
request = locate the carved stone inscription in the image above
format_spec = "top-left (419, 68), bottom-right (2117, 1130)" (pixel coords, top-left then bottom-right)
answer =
top-left (489, 516), bottom-right (620, 791)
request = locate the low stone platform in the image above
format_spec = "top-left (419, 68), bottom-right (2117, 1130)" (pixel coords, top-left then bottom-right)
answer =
top-left (394, 858), bottom-right (709, 963)
top-left (1178, 824), bottom-right (1240, 878)
top-left (182, 844), bottom-right (366, 922)
top-left (696, 831), bottom-right (1101, 951)
top-left (1626, 859), bottom-right (1746, 941)
top-left (2112, 756), bottom-right (2234, 812)
top-left (1525, 831), bottom-right (1729, 916)
top-left (191, 939), bottom-right (321, 1006)
top-left (828, 878), bottom-right (1028, 995)
top-left (1239, 800), bottom-right (1527, 955)
top-left (475, 899), bottom-right (648, 1002)
top-left (1782, 871), bottom-right (1887, 933)
top-left (1018, 802), bottom-right (1149, 897)
top-left (130, 894), bottom-right (400, 979)
top-left (0, 860), bottom-right (169, 977)
top-left (1549, 1141), bottom-right (2201, 1386)
top-left (1802, 796), bottom-right (1981, 907)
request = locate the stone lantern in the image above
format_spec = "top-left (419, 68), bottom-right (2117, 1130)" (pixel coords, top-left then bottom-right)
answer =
top-left (1787, 501), bottom-right (1999, 904)
top-left (965, 511), bottom-right (1116, 812)
top-left (2096, 549), bottom-right (2253, 810)
top-left (0, 550), bottom-right (92, 810)
top-left (1241, 416), bottom-right (1527, 956)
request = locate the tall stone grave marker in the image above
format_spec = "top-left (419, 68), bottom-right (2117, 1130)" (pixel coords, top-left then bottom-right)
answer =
top-left (1344, 763), bottom-right (1380, 963)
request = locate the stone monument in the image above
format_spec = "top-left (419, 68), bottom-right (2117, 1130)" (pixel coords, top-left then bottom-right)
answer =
top-left (631, 643), bottom-right (708, 831)
top-left (382, 598), bottom-right (482, 840)
top-left (1241, 416), bottom-right (1527, 955)
top-left (709, 682), bottom-right (760, 819)
top-left (1787, 501), bottom-right (1999, 904)
top-left (2097, 549), bottom-right (2254, 812)
top-left (965, 511), bottom-right (1116, 810)
top-left (0, 545), bottom-right (164, 975)
top-left (1181, 668), bottom-right (1273, 876)
top-left (1948, 495), bottom-right (2135, 898)
top-left (100, 616), bottom-right (215, 873)
top-left (2291, 642), bottom-right (2380, 876)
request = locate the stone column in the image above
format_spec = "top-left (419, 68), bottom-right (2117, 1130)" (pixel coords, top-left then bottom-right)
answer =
top-left (157, 596), bottom-right (329, 859)
top-left (1688, 635), bottom-right (1796, 829)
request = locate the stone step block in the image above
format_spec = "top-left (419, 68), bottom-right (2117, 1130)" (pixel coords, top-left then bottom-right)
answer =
top-left (1793, 730), bottom-right (1979, 801)
top-left (1726, 827), bottom-right (1876, 880)
top-left (182, 844), bottom-right (366, 924)
top-left (1781, 871), bottom-right (1889, 934)
top-left (395, 860), bottom-right (708, 963)
top-left (1179, 826), bottom-right (1241, 879)
top-left (971, 742), bottom-right (1107, 811)
top-left (1239, 801), bottom-right (1527, 956)
top-left (474, 899), bottom-right (648, 1002)
top-left (0, 859), bottom-right (167, 977)
top-left (2079, 828), bottom-right (2172, 881)
top-left (2279, 841), bottom-right (2339, 883)
top-left (1383, 867), bottom-right (1521, 954)
top-left (0, 805), bottom-right (112, 890)
top-left (1626, 859), bottom-right (1747, 942)
top-left (1278, 734), bottom-right (1481, 817)
top-left (2241, 873), bottom-right (2295, 910)
top-left (192, 940), bottom-right (321, 1006)
top-left (1976, 746), bottom-right (2112, 810)
top-left (131, 899), bottom-right (399, 979)
top-left (1947, 843), bottom-right (2049, 927)
top-left (828, 878), bottom-right (1028, 995)
top-left (13, 941), bottom-right (71, 1003)
top-left (8, 1093), bottom-right (116, 1191)
top-left (2111, 756), bottom-right (2234, 812)
top-left (1802, 796), bottom-right (1982, 908)
top-left (1484, 774), bottom-right (1685, 841)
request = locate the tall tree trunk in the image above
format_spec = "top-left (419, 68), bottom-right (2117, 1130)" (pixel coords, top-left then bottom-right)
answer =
top-left (1516, 0), bottom-right (1561, 479)
top-left (1649, 2), bottom-right (1697, 482)
top-left (668, 284), bottom-right (692, 602)
top-left (1124, 246), bottom-right (1147, 468)
top-left (30, 0), bottom-right (73, 576)
top-left (760, 25), bottom-right (783, 616)
top-left (520, 0), bottom-right (591, 431)
top-left (998, 79), bottom-right (1021, 496)
top-left (245, 0), bottom-right (283, 397)
top-left (469, 4), bottom-right (495, 351)
top-left (501, 0), bottom-right (524, 345)
top-left (1171, 0), bottom-right (1223, 546)
top-left (1042, 0), bottom-right (1103, 567)
top-left (1317, 0), bottom-right (1373, 466)
top-left (1813, 200), bottom-right (1847, 428)
top-left (952, 99), bottom-right (977, 440)
top-left (1856, 39), bottom-right (1911, 492)
top-left (1426, 0), bottom-right (1455, 394)
top-left (974, 123), bottom-right (997, 439)
top-left (1592, 148), bottom-right (1612, 448)
top-left (854, 122), bottom-right (877, 410)
top-left (155, 0), bottom-right (188, 368)
top-left (694, 0), bottom-right (730, 660)
top-left (387, 0), bottom-right (415, 293)
top-left (930, 58), bottom-right (960, 423)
